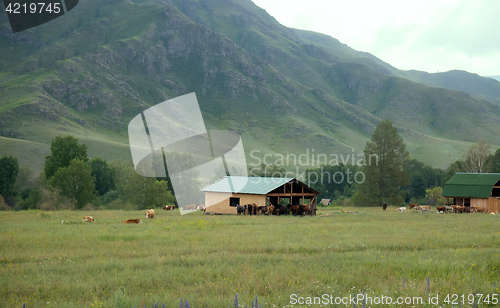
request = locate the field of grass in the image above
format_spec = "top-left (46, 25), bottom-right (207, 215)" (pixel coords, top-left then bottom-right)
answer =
top-left (1, 207), bottom-right (499, 308)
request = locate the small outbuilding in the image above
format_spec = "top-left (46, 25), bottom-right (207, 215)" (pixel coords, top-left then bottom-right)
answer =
top-left (202, 176), bottom-right (320, 215)
top-left (320, 199), bottom-right (332, 206)
top-left (442, 172), bottom-right (500, 213)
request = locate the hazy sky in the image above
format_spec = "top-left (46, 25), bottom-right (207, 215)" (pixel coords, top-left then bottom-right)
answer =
top-left (251, 0), bottom-right (500, 76)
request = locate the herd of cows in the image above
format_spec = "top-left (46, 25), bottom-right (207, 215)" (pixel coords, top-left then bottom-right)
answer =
top-left (79, 206), bottom-right (177, 224)
top-left (235, 203), bottom-right (311, 216)
top-left (77, 202), bottom-right (497, 224)
top-left (396, 203), bottom-right (498, 214)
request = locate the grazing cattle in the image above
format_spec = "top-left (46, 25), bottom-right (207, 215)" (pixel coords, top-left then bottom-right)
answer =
top-left (409, 203), bottom-right (418, 209)
top-left (247, 204), bottom-right (253, 215)
top-left (183, 205), bottom-right (195, 211)
top-left (287, 204), bottom-right (301, 216)
top-left (472, 206), bottom-right (486, 213)
top-left (273, 204), bottom-right (288, 216)
top-left (298, 205), bottom-right (309, 216)
top-left (195, 204), bottom-right (205, 211)
top-left (436, 206), bottom-right (446, 212)
top-left (491, 211), bottom-right (498, 215)
top-left (382, 202), bottom-right (387, 211)
top-left (278, 205), bottom-right (289, 216)
top-left (457, 206), bottom-right (467, 213)
top-left (420, 205), bottom-right (431, 212)
top-left (162, 205), bottom-right (175, 211)
top-left (122, 219), bottom-right (142, 224)
top-left (271, 204), bottom-right (280, 215)
top-left (82, 216), bottom-right (95, 222)
top-left (397, 207), bottom-right (406, 212)
top-left (301, 204), bottom-right (310, 216)
top-left (258, 206), bottom-right (272, 215)
top-left (145, 209), bottom-right (155, 219)
top-left (236, 204), bottom-right (246, 215)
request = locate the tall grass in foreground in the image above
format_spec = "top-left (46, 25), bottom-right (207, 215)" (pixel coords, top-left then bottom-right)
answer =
top-left (1, 207), bottom-right (499, 307)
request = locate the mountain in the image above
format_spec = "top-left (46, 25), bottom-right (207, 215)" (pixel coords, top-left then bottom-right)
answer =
top-left (487, 76), bottom-right (500, 82)
top-left (401, 70), bottom-right (500, 105)
top-left (0, 0), bottom-right (499, 173)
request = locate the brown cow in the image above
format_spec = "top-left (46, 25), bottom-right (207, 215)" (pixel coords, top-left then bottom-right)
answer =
top-left (472, 206), bottom-right (486, 213)
top-left (82, 216), bottom-right (95, 222)
top-left (122, 219), bottom-right (142, 224)
top-left (287, 204), bottom-right (300, 215)
top-left (409, 203), bottom-right (418, 209)
top-left (183, 205), bottom-right (195, 211)
top-left (302, 204), bottom-right (310, 216)
top-left (145, 209), bottom-right (155, 219)
top-left (252, 203), bottom-right (258, 215)
top-left (162, 205), bottom-right (175, 211)
top-left (257, 206), bottom-right (268, 215)
top-left (436, 206), bottom-right (446, 212)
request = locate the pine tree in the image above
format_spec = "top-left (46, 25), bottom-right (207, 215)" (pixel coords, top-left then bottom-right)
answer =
top-left (354, 120), bottom-right (409, 207)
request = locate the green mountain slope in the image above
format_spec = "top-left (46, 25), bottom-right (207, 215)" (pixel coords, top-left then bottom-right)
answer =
top-left (401, 70), bottom-right (500, 105)
top-left (0, 0), bottom-right (498, 172)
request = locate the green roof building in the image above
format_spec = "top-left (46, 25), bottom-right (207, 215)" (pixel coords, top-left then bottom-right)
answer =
top-left (442, 173), bottom-right (500, 213)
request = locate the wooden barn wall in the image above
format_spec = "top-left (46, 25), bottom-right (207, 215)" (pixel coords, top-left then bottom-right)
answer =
top-left (488, 198), bottom-right (500, 213)
top-left (471, 198), bottom-right (489, 210)
top-left (204, 193), bottom-right (266, 215)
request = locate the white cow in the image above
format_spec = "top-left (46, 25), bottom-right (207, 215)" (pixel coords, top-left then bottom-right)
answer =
top-left (397, 207), bottom-right (406, 212)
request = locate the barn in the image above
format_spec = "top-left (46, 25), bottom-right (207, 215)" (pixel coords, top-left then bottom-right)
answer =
top-left (202, 176), bottom-right (320, 215)
top-left (442, 173), bottom-right (500, 213)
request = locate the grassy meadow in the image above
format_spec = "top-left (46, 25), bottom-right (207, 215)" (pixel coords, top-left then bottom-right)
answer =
top-left (1, 207), bottom-right (499, 307)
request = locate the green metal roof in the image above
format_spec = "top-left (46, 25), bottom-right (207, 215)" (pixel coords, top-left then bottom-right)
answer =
top-left (202, 176), bottom-right (296, 194)
top-left (442, 173), bottom-right (500, 198)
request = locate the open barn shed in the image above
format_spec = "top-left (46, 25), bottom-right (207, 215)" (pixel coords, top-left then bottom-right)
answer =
top-left (442, 173), bottom-right (500, 213)
top-left (202, 176), bottom-right (320, 215)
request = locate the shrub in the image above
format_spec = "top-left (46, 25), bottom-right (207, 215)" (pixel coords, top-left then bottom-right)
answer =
top-left (0, 195), bottom-right (11, 211)
top-left (82, 203), bottom-right (98, 211)
top-left (35, 187), bottom-right (76, 211)
top-left (101, 198), bottom-right (138, 210)
top-left (98, 189), bottom-right (120, 205)
top-left (112, 287), bottom-right (130, 308)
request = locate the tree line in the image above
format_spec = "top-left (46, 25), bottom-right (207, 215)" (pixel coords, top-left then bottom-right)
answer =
top-left (1, 123), bottom-right (499, 210)
top-left (251, 120), bottom-right (500, 207)
top-left (0, 135), bottom-right (175, 211)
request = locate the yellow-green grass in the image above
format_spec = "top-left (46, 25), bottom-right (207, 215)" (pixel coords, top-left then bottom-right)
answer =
top-left (1, 207), bottom-right (499, 307)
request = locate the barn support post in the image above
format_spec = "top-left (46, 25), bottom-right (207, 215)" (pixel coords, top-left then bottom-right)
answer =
top-left (310, 196), bottom-right (317, 216)
top-left (302, 186), bottom-right (304, 205)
